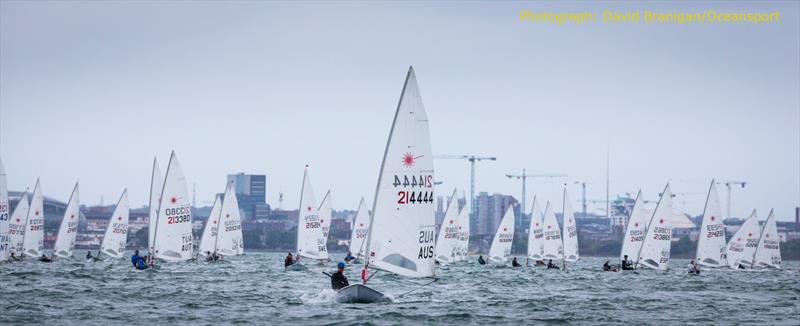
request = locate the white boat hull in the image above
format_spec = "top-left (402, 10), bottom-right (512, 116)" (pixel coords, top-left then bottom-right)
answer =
top-left (285, 263), bottom-right (308, 271)
top-left (335, 284), bottom-right (389, 303)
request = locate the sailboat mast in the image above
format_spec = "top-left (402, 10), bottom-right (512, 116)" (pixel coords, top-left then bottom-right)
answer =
top-left (562, 187), bottom-right (566, 271)
top-left (147, 157), bottom-right (159, 256)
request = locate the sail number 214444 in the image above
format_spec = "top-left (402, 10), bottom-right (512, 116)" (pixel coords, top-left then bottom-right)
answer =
top-left (393, 174), bottom-right (433, 205)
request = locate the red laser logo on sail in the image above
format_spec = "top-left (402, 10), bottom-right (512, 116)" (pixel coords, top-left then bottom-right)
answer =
top-left (402, 153), bottom-right (415, 168)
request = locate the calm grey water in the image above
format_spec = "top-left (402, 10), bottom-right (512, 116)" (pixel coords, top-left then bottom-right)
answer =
top-left (1, 252), bottom-right (798, 325)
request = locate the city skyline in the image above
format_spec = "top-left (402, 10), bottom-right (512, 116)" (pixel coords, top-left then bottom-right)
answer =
top-left (1, 1), bottom-right (798, 221)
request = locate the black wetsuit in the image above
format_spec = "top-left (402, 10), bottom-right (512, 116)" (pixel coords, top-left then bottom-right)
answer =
top-left (331, 271), bottom-right (349, 290)
top-left (478, 256), bottom-right (486, 265)
top-left (621, 260), bottom-right (633, 270)
top-left (512, 259), bottom-right (521, 267)
top-left (285, 256), bottom-right (293, 267)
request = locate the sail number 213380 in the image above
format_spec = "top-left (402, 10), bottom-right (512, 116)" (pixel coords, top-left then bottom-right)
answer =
top-left (393, 174), bottom-right (433, 205)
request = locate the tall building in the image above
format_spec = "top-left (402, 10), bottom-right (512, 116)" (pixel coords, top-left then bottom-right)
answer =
top-left (227, 173), bottom-right (270, 220)
top-left (474, 192), bottom-right (518, 235)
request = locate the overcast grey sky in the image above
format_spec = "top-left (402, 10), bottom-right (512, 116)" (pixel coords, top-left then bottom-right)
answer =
top-left (1, 1), bottom-right (798, 221)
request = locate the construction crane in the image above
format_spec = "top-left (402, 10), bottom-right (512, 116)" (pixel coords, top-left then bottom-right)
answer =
top-left (505, 169), bottom-right (568, 214)
top-left (433, 154), bottom-right (497, 217)
top-left (716, 180), bottom-right (746, 220)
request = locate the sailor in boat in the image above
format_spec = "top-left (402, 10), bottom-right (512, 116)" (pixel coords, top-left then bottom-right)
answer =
top-left (131, 250), bottom-right (147, 269)
top-left (477, 255), bottom-right (486, 265)
top-left (546, 259), bottom-right (559, 269)
top-left (330, 262), bottom-right (349, 290)
top-left (621, 255), bottom-right (633, 270)
top-left (512, 257), bottom-right (521, 267)
top-left (86, 251), bottom-right (94, 261)
top-left (603, 261), bottom-right (618, 272)
top-left (284, 252), bottom-right (294, 267)
top-left (687, 260), bottom-right (700, 274)
top-left (10, 252), bottom-right (21, 261)
top-left (344, 251), bottom-right (355, 262)
top-left (39, 254), bottom-right (53, 263)
top-left (535, 260), bottom-right (545, 266)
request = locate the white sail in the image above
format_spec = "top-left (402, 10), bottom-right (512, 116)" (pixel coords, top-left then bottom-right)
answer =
top-left (348, 198), bottom-right (370, 259)
top-left (695, 180), bottom-right (728, 267)
top-left (296, 166), bottom-right (327, 260)
top-left (637, 184), bottom-right (673, 270)
top-left (148, 158), bottom-right (162, 254)
top-left (318, 190), bottom-right (332, 254)
top-left (364, 66), bottom-right (436, 279)
top-left (488, 205), bottom-right (515, 263)
top-left (152, 152), bottom-right (193, 262)
top-left (23, 179), bottom-right (44, 258)
top-left (726, 209), bottom-right (760, 269)
top-left (435, 189), bottom-right (460, 264)
top-left (197, 195), bottom-right (222, 257)
top-left (8, 193), bottom-right (29, 257)
top-left (541, 201), bottom-right (563, 260)
top-left (53, 182), bottom-right (80, 258)
top-left (752, 209), bottom-right (781, 269)
top-left (562, 189), bottom-right (579, 262)
top-left (455, 200), bottom-right (471, 262)
top-left (0, 158), bottom-right (8, 261)
top-left (619, 190), bottom-right (647, 265)
top-left (218, 183), bottom-right (244, 256)
top-left (527, 196), bottom-right (544, 260)
top-left (100, 189), bottom-right (129, 259)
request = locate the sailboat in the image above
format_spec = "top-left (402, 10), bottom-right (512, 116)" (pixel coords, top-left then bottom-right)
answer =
top-left (22, 179), bottom-right (44, 258)
top-left (318, 190), bottom-right (332, 257)
top-left (695, 180), bottom-right (728, 268)
top-left (8, 192), bottom-right (29, 259)
top-left (99, 189), bottom-right (130, 259)
top-left (434, 189), bottom-right (460, 265)
top-left (488, 205), bottom-right (515, 264)
top-left (636, 183), bottom-right (672, 270)
top-left (348, 198), bottom-right (370, 264)
top-left (147, 158), bottom-right (162, 258)
top-left (526, 196), bottom-right (544, 265)
top-left (561, 188), bottom-right (579, 266)
top-left (340, 66), bottom-right (435, 303)
top-left (726, 209), bottom-right (760, 269)
top-left (0, 158), bottom-right (9, 262)
top-left (752, 209), bottom-right (781, 269)
top-left (619, 190), bottom-right (646, 269)
top-left (541, 201), bottom-right (563, 261)
top-left (217, 182), bottom-right (244, 256)
top-left (151, 151), bottom-right (193, 263)
top-left (455, 199), bottom-right (471, 262)
top-left (198, 195), bottom-right (222, 258)
top-left (53, 182), bottom-right (80, 259)
top-left (292, 165), bottom-right (327, 270)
